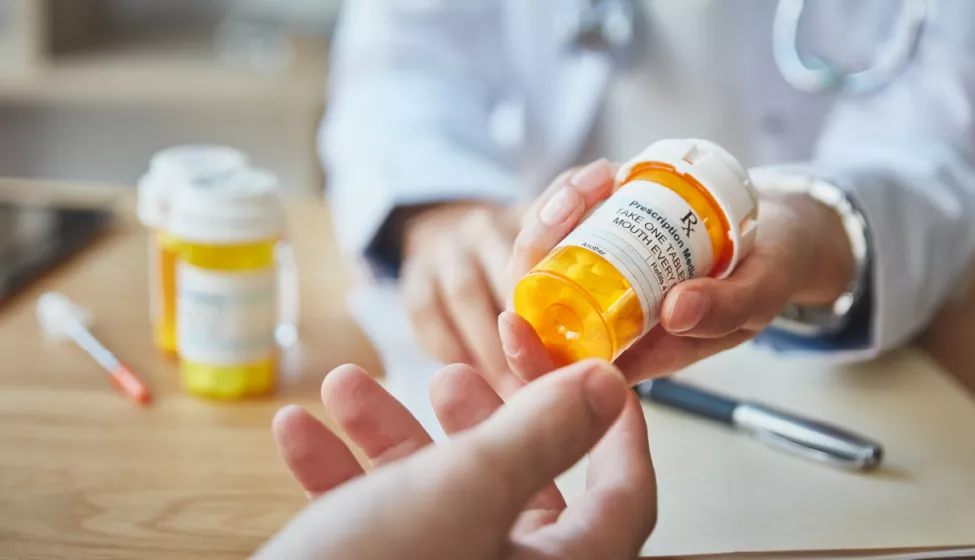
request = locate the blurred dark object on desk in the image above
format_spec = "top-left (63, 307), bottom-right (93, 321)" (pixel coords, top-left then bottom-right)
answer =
top-left (0, 199), bottom-right (113, 304)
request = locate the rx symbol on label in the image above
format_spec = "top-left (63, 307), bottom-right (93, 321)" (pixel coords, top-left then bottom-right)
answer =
top-left (681, 211), bottom-right (699, 237)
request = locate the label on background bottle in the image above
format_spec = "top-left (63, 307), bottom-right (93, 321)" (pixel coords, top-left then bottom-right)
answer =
top-left (556, 180), bottom-right (714, 334)
top-left (177, 264), bottom-right (277, 365)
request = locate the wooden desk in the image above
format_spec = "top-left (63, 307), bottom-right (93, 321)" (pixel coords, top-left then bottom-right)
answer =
top-left (0, 181), bottom-right (381, 559)
top-left (1, 180), bottom-right (972, 559)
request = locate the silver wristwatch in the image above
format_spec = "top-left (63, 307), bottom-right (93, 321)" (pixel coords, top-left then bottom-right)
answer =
top-left (749, 168), bottom-right (872, 337)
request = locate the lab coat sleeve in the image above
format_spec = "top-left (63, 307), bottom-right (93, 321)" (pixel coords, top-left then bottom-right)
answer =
top-left (758, 14), bottom-right (975, 359)
top-left (320, 0), bottom-right (524, 273)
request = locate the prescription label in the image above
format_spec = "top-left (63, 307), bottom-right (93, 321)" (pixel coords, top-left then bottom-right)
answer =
top-left (556, 180), bottom-right (713, 334)
top-left (177, 264), bottom-right (277, 365)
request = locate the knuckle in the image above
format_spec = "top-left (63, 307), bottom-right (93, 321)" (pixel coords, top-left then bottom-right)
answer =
top-left (444, 279), bottom-right (481, 309)
top-left (727, 295), bottom-right (754, 326)
top-left (400, 253), bottom-right (422, 276)
top-left (753, 301), bottom-right (785, 327)
top-left (402, 278), bottom-right (437, 319)
top-left (510, 231), bottom-right (530, 256)
top-left (410, 293), bottom-right (437, 319)
top-left (464, 208), bottom-right (496, 231)
top-left (724, 305), bottom-right (754, 333)
top-left (405, 298), bottom-right (437, 330)
top-left (708, 296), bottom-right (751, 335)
top-left (765, 251), bottom-right (795, 287)
top-left (465, 209), bottom-right (511, 247)
top-left (428, 338), bottom-right (469, 366)
top-left (749, 302), bottom-right (785, 330)
top-left (412, 314), bottom-right (469, 364)
top-left (512, 227), bottom-right (544, 258)
top-left (632, 466), bottom-right (658, 503)
top-left (442, 446), bottom-right (516, 519)
top-left (442, 263), bottom-right (481, 303)
top-left (553, 167), bottom-right (579, 188)
top-left (654, 338), bottom-right (694, 375)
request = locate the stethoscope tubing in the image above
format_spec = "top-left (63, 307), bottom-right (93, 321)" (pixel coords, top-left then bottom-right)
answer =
top-left (570, 0), bottom-right (929, 96)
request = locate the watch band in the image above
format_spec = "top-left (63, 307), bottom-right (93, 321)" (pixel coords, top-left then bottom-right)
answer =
top-left (749, 168), bottom-right (872, 337)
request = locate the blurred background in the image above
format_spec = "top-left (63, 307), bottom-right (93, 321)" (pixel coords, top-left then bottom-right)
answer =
top-left (0, 0), bottom-right (338, 195)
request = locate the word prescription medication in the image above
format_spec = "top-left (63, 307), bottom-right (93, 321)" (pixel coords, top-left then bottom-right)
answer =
top-left (137, 145), bottom-right (247, 356)
top-left (168, 167), bottom-right (284, 399)
top-left (514, 139), bottom-right (759, 366)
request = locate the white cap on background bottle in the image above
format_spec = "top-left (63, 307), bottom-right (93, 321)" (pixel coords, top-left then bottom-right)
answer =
top-left (167, 166), bottom-right (285, 245)
top-left (137, 145), bottom-right (249, 229)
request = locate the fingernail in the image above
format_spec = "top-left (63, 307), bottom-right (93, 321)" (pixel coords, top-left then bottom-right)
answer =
top-left (272, 404), bottom-right (304, 428)
top-left (667, 291), bottom-right (710, 333)
top-left (539, 188), bottom-right (579, 226)
top-left (570, 159), bottom-right (614, 194)
top-left (582, 361), bottom-right (627, 421)
top-left (498, 312), bottom-right (522, 356)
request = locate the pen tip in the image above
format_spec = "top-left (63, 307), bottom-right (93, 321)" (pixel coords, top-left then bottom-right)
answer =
top-left (861, 446), bottom-right (884, 470)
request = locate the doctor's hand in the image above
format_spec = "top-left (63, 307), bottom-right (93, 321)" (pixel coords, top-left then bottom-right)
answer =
top-left (258, 360), bottom-right (657, 560)
top-left (400, 202), bottom-right (525, 396)
top-left (504, 164), bottom-right (855, 384)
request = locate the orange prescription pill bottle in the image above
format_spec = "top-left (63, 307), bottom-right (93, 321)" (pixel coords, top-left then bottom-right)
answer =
top-left (138, 145), bottom-right (247, 357)
top-left (514, 139), bottom-right (759, 366)
top-left (168, 168), bottom-right (284, 399)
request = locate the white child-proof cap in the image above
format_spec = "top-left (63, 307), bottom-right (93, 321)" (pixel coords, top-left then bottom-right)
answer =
top-left (616, 138), bottom-right (760, 278)
top-left (167, 166), bottom-right (285, 245)
top-left (137, 145), bottom-right (248, 229)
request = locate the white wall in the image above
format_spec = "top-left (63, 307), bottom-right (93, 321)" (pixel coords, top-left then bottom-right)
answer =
top-left (0, 104), bottom-right (323, 194)
top-left (0, 0), bottom-right (333, 194)
top-left (105, 0), bottom-right (234, 28)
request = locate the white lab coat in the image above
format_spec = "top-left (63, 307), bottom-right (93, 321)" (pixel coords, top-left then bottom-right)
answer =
top-left (320, 0), bottom-right (975, 358)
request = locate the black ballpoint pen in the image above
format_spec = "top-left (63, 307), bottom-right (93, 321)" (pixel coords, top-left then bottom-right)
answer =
top-left (634, 378), bottom-right (884, 471)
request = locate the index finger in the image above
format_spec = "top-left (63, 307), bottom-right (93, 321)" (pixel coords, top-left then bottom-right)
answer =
top-left (507, 160), bottom-right (618, 290)
top-left (523, 160), bottom-right (620, 224)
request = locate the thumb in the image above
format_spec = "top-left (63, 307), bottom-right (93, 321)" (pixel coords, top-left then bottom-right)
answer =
top-left (434, 359), bottom-right (629, 526)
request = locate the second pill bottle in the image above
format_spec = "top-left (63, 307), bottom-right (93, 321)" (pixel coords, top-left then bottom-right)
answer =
top-left (514, 139), bottom-right (759, 366)
top-left (168, 168), bottom-right (285, 399)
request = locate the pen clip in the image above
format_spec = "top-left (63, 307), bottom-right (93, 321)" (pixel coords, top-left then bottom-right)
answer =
top-left (733, 404), bottom-right (883, 471)
top-left (748, 425), bottom-right (860, 469)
